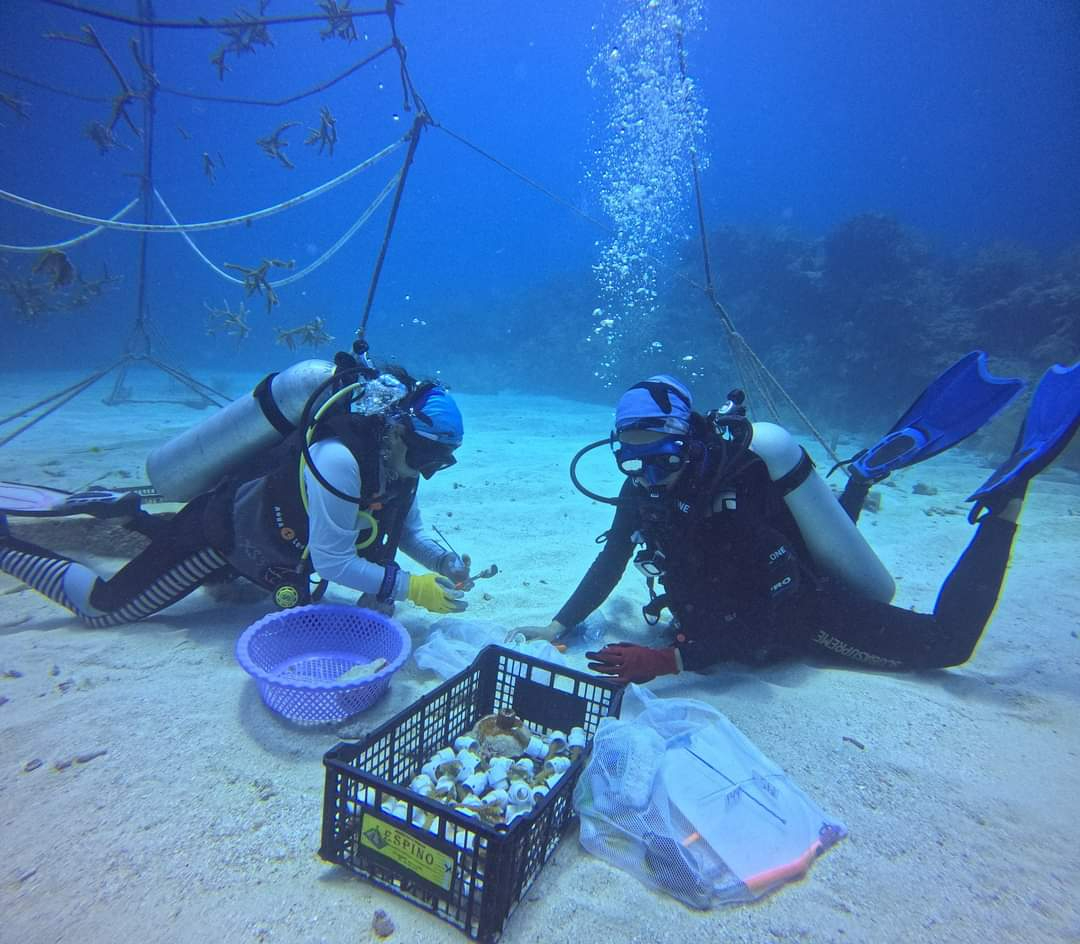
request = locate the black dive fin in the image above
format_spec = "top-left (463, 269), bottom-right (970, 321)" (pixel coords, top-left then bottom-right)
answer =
top-left (0, 481), bottom-right (154, 519)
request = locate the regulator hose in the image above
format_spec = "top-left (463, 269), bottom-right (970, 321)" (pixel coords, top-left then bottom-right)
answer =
top-left (569, 438), bottom-right (622, 505)
top-left (298, 363), bottom-right (371, 505)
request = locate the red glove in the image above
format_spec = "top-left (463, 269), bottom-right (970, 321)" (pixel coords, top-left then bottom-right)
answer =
top-left (585, 642), bottom-right (679, 684)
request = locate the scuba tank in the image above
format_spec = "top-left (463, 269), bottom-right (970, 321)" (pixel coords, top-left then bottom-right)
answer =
top-left (748, 422), bottom-right (896, 603)
top-left (146, 359), bottom-right (335, 501)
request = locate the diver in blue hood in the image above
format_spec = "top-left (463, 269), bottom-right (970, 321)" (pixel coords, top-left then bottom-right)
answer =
top-left (0, 363), bottom-right (470, 626)
top-left (518, 356), bottom-right (1080, 683)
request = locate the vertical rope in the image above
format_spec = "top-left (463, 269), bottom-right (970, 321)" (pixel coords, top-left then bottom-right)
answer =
top-left (356, 112), bottom-right (428, 342)
top-left (105, 0), bottom-right (159, 405)
top-left (676, 32), bottom-right (755, 408)
top-left (132, 0), bottom-right (156, 351)
top-left (675, 31), bottom-right (845, 468)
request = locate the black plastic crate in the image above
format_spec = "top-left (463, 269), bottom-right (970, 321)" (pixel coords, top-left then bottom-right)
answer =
top-left (319, 644), bottom-right (623, 943)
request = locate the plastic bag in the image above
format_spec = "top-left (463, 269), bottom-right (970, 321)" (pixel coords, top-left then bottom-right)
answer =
top-left (413, 618), bottom-right (567, 679)
top-left (574, 685), bottom-right (846, 909)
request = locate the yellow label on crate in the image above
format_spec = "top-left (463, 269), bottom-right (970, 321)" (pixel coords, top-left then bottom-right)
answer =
top-left (360, 811), bottom-right (456, 891)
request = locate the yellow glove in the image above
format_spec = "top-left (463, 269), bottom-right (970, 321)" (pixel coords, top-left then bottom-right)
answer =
top-left (407, 573), bottom-right (467, 614)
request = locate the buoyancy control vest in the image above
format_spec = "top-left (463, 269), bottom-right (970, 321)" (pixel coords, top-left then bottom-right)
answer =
top-left (633, 427), bottom-right (813, 666)
top-left (205, 412), bottom-right (417, 601)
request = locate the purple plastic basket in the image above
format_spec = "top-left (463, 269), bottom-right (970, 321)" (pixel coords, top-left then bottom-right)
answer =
top-left (236, 605), bottom-right (411, 725)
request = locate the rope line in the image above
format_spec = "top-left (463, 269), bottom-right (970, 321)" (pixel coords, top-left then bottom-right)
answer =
top-left (38, 0), bottom-right (389, 30)
top-left (157, 44), bottom-right (395, 107)
top-left (142, 356), bottom-right (231, 405)
top-left (358, 113), bottom-right (425, 339)
top-left (7, 4), bottom-right (834, 467)
top-left (132, 0), bottom-right (157, 337)
top-left (0, 135), bottom-right (406, 233)
top-left (0, 367), bottom-right (110, 428)
top-left (675, 30), bottom-right (842, 467)
top-left (0, 0), bottom-right (419, 450)
top-left (152, 171), bottom-right (399, 288)
top-left (3, 48), bottom-right (397, 111)
top-left (273, 172), bottom-right (400, 287)
top-left (436, 122), bottom-right (612, 234)
top-left (438, 122), bottom-right (724, 307)
top-left (0, 66), bottom-right (110, 103)
top-left (150, 189), bottom-right (236, 282)
top-left (0, 198), bottom-right (140, 253)
top-left (443, 78), bottom-right (841, 464)
top-left (0, 365), bottom-right (114, 446)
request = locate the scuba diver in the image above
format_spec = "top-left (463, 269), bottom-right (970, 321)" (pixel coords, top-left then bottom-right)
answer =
top-left (0, 354), bottom-right (470, 627)
top-left (516, 354), bottom-right (1080, 683)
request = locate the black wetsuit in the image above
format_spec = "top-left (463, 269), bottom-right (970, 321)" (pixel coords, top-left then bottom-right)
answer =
top-left (0, 416), bottom-right (414, 627)
top-left (555, 451), bottom-right (1019, 671)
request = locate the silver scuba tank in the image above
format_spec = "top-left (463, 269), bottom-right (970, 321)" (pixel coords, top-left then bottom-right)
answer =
top-left (146, 359), bottom-right (336, 501)
top-left (748, 422), bottom-right (896, 604)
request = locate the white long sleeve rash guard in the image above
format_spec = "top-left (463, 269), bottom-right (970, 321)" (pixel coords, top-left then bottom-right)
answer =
top-left (302, 439), bottom-right (448, 600)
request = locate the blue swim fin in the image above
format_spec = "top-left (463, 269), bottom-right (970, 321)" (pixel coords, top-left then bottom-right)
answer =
top-left (967, 361), bottom-right (1080, 522)
top-left (848, 351), bottom-right (1025, 483)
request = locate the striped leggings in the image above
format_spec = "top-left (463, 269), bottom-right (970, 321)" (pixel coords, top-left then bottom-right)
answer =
top-left (0, 497), bottom-right (231, 627)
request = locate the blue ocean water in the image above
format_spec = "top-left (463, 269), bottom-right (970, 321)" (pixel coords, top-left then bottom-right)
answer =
top-left (2, 7), bottom-right (1080, 943)
top-left (1, 0), bottom-right (1078, 423)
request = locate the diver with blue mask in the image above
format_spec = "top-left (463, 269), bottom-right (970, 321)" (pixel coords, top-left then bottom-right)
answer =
top-left (0, 357), bottom-right (470, 626)
top-left (517, 357), bottom-right (1080, 682)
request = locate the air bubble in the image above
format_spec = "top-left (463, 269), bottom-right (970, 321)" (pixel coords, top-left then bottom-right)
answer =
top-left (586, 0), bottom-right (707, 381)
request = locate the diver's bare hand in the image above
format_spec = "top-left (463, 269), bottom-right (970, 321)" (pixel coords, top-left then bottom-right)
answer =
top-left (509, 620), bottom-right (567, 643)
top-left (438, 551), bottom-right (472, 587)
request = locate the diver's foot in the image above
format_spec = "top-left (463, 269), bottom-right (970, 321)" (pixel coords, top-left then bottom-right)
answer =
top-left (967, 361), bottom-right (1080, 522)
top-left (837, 471), bottom-right (873, 523)
top-left (123, 510), bottom-right (169, 541)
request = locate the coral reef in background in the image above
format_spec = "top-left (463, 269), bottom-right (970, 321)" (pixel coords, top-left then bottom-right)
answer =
top-left (413, 213), bottom-right (1079, 467)
top-left (10, 204), bottom-right (1071, 470)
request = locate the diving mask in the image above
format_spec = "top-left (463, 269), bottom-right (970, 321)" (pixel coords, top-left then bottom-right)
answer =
top-left (614, 436), bottom-right (690, 486)
top-left (402, 426), bottom-right (457, 479)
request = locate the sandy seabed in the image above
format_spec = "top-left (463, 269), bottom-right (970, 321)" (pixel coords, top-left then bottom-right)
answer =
top-left (1, 368), bottom-right (1078, 944)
